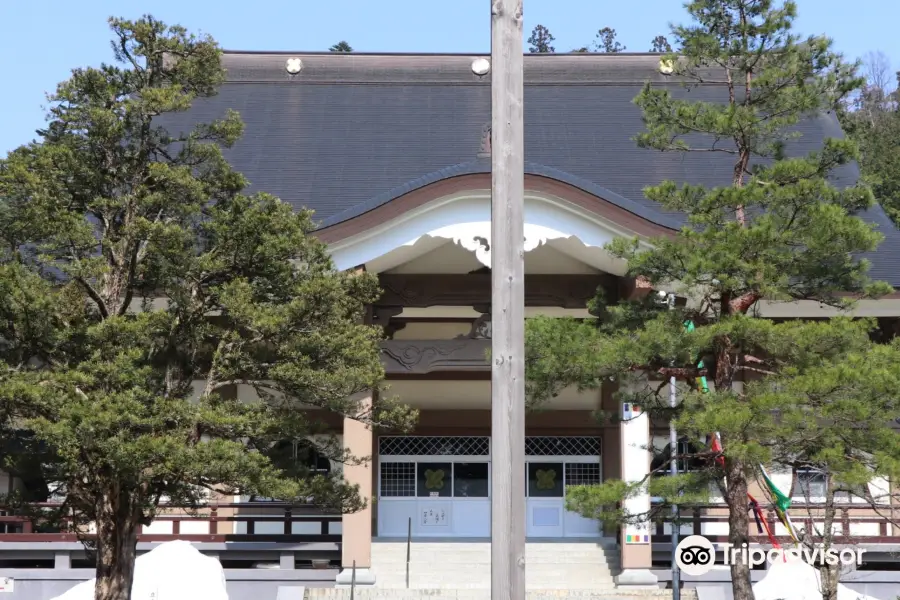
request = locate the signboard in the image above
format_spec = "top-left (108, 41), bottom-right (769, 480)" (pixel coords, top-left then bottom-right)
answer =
top-left (421, 506), bottom-right (450, 527)
top-left (0, 578), bottom-right (14, 593)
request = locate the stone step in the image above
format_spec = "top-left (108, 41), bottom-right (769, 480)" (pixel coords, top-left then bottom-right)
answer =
top-left (372, 565), bottom-right (618, 574)
top-left (374, 550), bottom-right (618, 559)
top-left (375, 572), bottom-right (618, 579)
top-left (374, 556), bottom-right (615, 561)
top-left (373, 563), bottom-right (617, 570)
top-left (307, 591), bottom-right (696, 600)
top-left (373, 543), bottom-right (618, 549)
top-left (375, 556), bottom-right (621, 560)
top-left (374, 557), bottom-right (617, 565)
top-left (370, 584), bottom-right (620, 591)
top-left (374, 573), bottom-right (618, 580)
top-left (372, 542), bottom-right (618, 547)
top-left (374, 547), bottom-right (617, 553)
top-left (372, 575), bottom-right (618, 589)
top-left (371, 568), bottom-right (616, 577)
top-left (375, 556), bottom-right (617, 565)
top-left (372, 553), bottom-right (620, 557)
top-left (374, 546), bottom-right (616, 551)
top-left (369, 584), bottom-right (616, 589)
top-left (374, 564), bottom-right (618, 574)
top-left (370, 541), bottom-right (621, 591)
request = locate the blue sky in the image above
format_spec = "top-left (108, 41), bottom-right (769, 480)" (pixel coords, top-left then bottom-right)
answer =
top-left (1, 0), bottom-right (898, 154)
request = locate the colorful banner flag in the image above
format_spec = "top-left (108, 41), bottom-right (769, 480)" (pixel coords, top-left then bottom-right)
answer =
top-left (759, 465), bottom-right (792, 513)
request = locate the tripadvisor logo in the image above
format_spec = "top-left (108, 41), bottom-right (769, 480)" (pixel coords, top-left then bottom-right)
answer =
top-left (675, 535), bottom-right (716, 575)
top-left (675, 535), bottom-right (865, 576)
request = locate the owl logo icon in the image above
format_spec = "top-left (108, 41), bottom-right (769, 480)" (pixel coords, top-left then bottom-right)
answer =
top-left (676, 535), bottom-right (716, 575)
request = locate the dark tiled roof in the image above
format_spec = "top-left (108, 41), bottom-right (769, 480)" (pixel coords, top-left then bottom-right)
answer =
top-left (160, 52), bottom-right (900, 285)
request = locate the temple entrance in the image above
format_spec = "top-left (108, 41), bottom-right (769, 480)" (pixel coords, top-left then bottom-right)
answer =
top-left (525, 437), bottom-right (603, 538)
top-left (376, 435), bottom-right (602, 538)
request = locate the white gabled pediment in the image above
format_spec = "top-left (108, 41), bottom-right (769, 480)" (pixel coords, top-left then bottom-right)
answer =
top-left (327, 190), bottom-right (650, 274)
top-left (388, 239), bottom-right (603, 275)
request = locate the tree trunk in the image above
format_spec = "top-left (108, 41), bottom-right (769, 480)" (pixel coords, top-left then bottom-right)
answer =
top-left (724, 458), bottom-right (755, 600)
top-left (819, 563), bottom-right (840, 600)
top-left (94, 494), bottom-right (140, 600)
top-left (818, 473), bottom-right (840, 600)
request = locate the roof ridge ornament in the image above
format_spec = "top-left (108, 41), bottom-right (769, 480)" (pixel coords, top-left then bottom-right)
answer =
top-left (285, 58), bottom-right (303, 74)
top-left (658, 57), bottom-right (674, 75)
top-left (471, 58), bottom-right (491, 76)
top-left (427, 223), bottom-right (558, 268)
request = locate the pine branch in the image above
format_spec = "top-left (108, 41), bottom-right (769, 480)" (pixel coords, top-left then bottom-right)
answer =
top-left (629, 365), bottom-right (709, 380)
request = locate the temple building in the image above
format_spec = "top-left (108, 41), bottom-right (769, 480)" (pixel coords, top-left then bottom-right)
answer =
top-left (3, 51), bottom-right (900, 599)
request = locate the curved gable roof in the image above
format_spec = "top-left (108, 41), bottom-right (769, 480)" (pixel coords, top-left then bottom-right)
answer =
top-left (160, 52), bottom-right (900, 285)
top-left (318, 160), bottom-right (684, 231)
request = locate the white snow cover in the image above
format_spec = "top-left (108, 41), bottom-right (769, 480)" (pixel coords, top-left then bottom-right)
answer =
top-left (51, 540), bottom-right (228, 600)
top-left (753, 555), bottom-right (881, 600)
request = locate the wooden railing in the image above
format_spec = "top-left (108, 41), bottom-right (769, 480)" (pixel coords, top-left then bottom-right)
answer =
top-left (0, 502), bottom-right (342, 544)
top-left (652, 505), bottom-right (897, 545)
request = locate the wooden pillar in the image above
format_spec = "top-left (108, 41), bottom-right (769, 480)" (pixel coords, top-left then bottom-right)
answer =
top-left (600, 382), bottom-right (621, 537)
top-left (336, 286), bottom-right (377, 587)
top-left (616, 398), bottom-right (659, 588)
top-left (336, 391), bottom-right (376, 587)
top-left (490, 0), bottom-right (526, 599)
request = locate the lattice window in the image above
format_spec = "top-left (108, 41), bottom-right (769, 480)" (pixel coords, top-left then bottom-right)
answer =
top-left (379, 436), bottom-right (490, 456)
top-left (380, 462), bottom-right (416, 497)
top-left (565, 463), bottom-right (601, 489)
top-left (526, 436), bottom-right (601, 456)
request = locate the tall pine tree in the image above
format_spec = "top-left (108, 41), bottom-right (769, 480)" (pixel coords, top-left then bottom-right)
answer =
top-left (525, 2), bottom-right (899, 599)
top-left (650, 34), bottom-right (673, 52)
top-left (329, 41), bottom-right (353, 52)
top-left (528, 24), bottom-right (556, 53)
top-left (0, 16), bottom-right (413, 600)
top-left (594, 27), bottom-right (625, 53)
top-left (765, 338), bottom-right (900, 600)
top-left (840, 51), bottom-right (900, 225)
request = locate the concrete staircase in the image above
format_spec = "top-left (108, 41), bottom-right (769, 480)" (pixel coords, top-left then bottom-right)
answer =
top-left (369, 540), bottom-right (621, 591)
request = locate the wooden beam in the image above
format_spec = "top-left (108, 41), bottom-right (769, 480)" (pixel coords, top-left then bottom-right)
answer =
top-left (377, 273), bottom-right (615, 308)
top-left (381, 339), bottom-right (490, 374)
top-left (491, 1), bottom-right (526, 598)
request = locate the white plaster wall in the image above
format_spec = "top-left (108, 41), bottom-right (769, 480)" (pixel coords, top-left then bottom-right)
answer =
top-left (142, 520), bottom-right (174, 534)
top-left (848, 522), bottom-right (881, 536)
top-left (385, 241), bottom-right (481, 274)
top-left (332, 191), bottom-right (636, 274)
